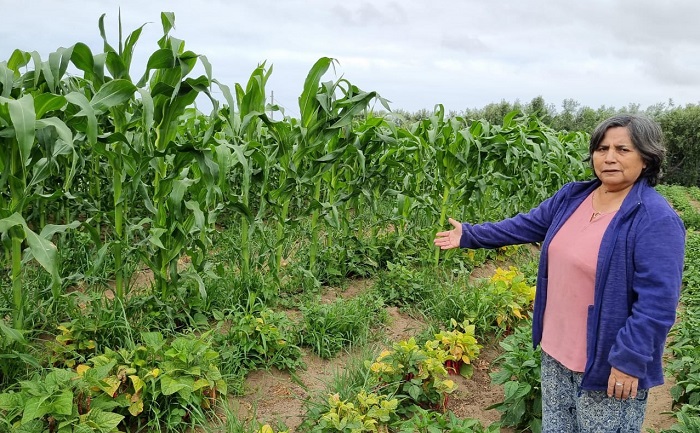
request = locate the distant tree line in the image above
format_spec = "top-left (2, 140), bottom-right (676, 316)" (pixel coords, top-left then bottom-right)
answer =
top-left (392, 97), bottom-right (700, 187)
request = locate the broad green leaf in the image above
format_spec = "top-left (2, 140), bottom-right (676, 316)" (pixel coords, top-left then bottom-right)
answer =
top-left (5, 94), bottom-right (35, 167)
top-left (148, 227), bottom-right (167, 249)
top-left (185, 200), bottom-right (205, 229)
top-left (65, 91), bottom-right (97, 145)
top-left (69, 42), bottom-right (94, 76)
top-left (33, 94), bottom-right (66, 118)
top-left (0, 213), bottom-right (24, 233)
top-left (300, 57), bottom-right (333, 128)
top-left (0, 321), bottom-right (26, 344)
top-left (0, 392), bottom-right (22, 410)
top-left (90, 78), bottom-right (136, 113)
top-left (39, 221), bottom-right (80, 239)
top-left (141, 331), bottom-right (165, 351)
top-left (123, 24), bottom-right (147, 70)
top-left (21, 395), bottom-right (49, 423)
top-left (23, 221), bottom-right (60, 285)
top-left (7, 49), bottom-right (30, 72)
top-left (200, 54), bottom-right (213, 81)
top-left (330, 91), bottom-right (377, 129)
top-left (55, 46), bottom-right (73, 81)
top-left (171, 176), bottom-right (194, 208)
top-left (41, 55), bottom-right (56, 92)
top-left (0, 62), bottom-right (13, 98)
top-left (161, 12), bottom-right (176, 35)
top-left (0, 214), bottom-right (61, 286)
top-left (49, 390), bottom-right (74, 416)
top-left (160, 375), bottom-right (189, 396)
top-left (137, 88), bottom-right (154, 130)
top-left (177, 49), bottom-right (198, 77)
top-left (137, 48), bottom-right (176, 87)
top-left (30, 51), bottom-right (42, 89)
top-left (87, 410), bottom-right (125, 431)
top-left (92, 52), bottom-right (107, 85)
top-left (105, 50), bottom-right (128, 79)
top-left (36, 118), bottom-right (73, 152)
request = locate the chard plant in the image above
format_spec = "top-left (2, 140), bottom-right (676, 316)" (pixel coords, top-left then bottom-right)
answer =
top-left (367, 337), bottom-right (456, 414)
top-left (310, 391), bottom-right (399, 433)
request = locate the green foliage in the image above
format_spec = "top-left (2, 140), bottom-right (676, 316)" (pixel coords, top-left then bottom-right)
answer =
top-left (666, 231), bottom-right (700, 412)
top-left (0, 330), bottom-right (225, 432)
top-left (212, 300), bottom-right (305, 384)
top-left (422, 265), bottom-right (535, 339)
top-left (657, 185), bottom-right (700, 230)
top-left (300, 293), bottom-right (386, 359)
top-left (0, 320), bottom-right (40, 389)
top-left (394, 407), bottom-right (500, 433)
top-left (0, 368), bottom-right (125, 433)
top-left (488, 322), bottom-right (542, 433)
top-left (682, 231), bottom-right (700, 297)
top-left (658, 105), bottom-right (700, 187)
top-left (660, 405), bottom-right (700, 433)
top-left (373, 262), bottom-right (437, 308)
top-left (87, 330), bottom-right (225, 431)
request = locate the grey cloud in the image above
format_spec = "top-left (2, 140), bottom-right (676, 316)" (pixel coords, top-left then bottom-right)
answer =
top-left (331, 2), bottom-right (404, 27)
top-left (442, 34), bottom-right (488, 53)
top-left (639, 49), bottom-right (700, 86)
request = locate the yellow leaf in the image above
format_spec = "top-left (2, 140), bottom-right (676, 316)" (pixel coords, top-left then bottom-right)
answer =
top-left (76, 364), bottom-right (91, 376)
top-left (129, 399), bottom-right (144, 416)
top-left (130, 375), bottom-right (145, 393)
top-left (100, 376), bottom-right (121, 396)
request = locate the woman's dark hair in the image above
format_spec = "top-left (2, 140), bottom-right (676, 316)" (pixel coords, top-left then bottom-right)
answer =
top-left (588, 114), bottom-right (666, 186)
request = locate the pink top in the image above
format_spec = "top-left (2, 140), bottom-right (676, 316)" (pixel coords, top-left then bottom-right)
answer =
top-left (540, 192), bottom-right (616, 372)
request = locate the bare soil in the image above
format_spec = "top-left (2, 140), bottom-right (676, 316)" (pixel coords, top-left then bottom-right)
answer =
top-left (227, 278), bottom-right (678, 432)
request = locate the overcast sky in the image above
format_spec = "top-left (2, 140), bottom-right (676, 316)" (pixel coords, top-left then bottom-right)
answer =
top-left (2, 0), bottom-right (699, 117)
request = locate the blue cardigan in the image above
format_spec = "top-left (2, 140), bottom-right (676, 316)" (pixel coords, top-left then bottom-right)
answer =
top-left (459, 179), bottom-right (685, 390)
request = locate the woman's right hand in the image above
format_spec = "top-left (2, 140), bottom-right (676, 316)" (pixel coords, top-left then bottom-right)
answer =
top-left (433, 217), bottom-right (463, 250)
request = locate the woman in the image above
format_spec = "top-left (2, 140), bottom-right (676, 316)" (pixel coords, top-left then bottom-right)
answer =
top-left (433, 114), bottom-right (685, 432)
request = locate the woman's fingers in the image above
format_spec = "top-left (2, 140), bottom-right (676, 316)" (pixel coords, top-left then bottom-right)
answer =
top-left (434, 218), bottom-right (463, 250)
top-left (607, 367), bottom-right (639, 400)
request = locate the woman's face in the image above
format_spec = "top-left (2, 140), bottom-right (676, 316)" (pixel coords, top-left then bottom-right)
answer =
top-left (592, 126), bottom-right (646, 192)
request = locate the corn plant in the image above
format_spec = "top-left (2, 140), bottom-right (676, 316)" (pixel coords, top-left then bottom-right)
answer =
top-left (0, 69), bottom-right (79, 327)
top-left (295, 57), bottom-right (387, 275)
top-left (215, 63), bottom-right (275, 281)
top-left (119, 13), bottom-right (221, 301)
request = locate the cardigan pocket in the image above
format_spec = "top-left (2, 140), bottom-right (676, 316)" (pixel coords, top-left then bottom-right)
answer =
top-left (586, 304), bottom-right (596, 358)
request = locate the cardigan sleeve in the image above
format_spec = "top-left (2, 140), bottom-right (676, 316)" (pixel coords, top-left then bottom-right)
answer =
top-left (607, 212), bottom-right (686, 378)
top-left (459, 183), bottom-right (570, 249)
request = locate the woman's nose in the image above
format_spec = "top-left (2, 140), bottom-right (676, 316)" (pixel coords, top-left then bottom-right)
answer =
top-left (604, 148), bottom-right (616, 162)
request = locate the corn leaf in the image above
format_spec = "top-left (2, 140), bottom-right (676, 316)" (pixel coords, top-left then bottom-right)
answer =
top-left (90, 78), bottom-right (136, 113)
top-left (3, 94), bottom-right (35, 168)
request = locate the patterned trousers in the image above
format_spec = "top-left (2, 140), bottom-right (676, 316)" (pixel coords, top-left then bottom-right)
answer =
top-left (541, 351), bottom-right (648, 433)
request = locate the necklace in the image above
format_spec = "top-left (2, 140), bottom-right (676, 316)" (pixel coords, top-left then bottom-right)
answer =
top-left (590, 189), bottom-right (620, 222)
